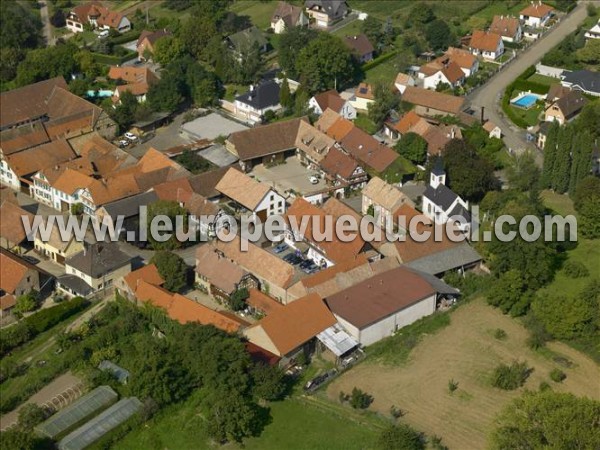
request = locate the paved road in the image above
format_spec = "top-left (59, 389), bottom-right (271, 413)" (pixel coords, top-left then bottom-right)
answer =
top-left (39, 1), bottom-right (54, 46)
top-left (468, 2), bottom-right (594, 154)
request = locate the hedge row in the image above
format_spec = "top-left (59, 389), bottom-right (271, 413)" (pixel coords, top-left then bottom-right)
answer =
top-left (501, 65), bottom-right (540, 129)
top-left (363, 50), bottom-right (399, 72)
top-left (512, 79), bottom-right (551, 95)
top-left (109, 29), bottom-right (142, 46)
top-left (0, 297), bottom-right (89, 356)
top-left (91, 51), bottom-right (137, 65)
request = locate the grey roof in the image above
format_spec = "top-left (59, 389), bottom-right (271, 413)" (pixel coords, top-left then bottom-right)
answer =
top-left (305, 0), bottom-right (348, 19)
top-left (188, 166), bottom-right (236, 199)
top-left (57, 274), bottom-right (93, 297)
top-left (552, 90), bottom-right (587, 118)
top-left (431, 158), bottom-right (445, 176)
top-left (198, 144), bottom-right (239, 167)
top-left (406, 242), bottom-right (482, 275)
top-left (448, 202), bottom-right (471, 222)
top-left (101, 191), bottom-right (158, 220)
top-left (180, 112), bottom-right (248, 141)
top-left (423, 183), bottom-right (459, 210)
top-left (227, 26), bottom-right (268, 51)
top-left (66, 243), bottom-right (131, 279)
top-left (405, 267), bottom-right (460, 295)
top-left (235, 80), bottom-right (280, 110)
top-left (562, 70), bottom-right (600, 94)
top-left (98, 360), bottom-right (130, 384)
top-left (316, 324), bottom-right (358, 356)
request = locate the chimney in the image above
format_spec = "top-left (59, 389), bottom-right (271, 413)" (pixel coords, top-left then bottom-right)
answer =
top-left (481, 106), bottom-right (485, 125)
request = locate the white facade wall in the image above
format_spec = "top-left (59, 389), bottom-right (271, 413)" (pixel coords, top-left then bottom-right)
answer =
top-left (255, 189), bottom-right (286, 218)
top-left (0, 160), bottom-right (20, 190)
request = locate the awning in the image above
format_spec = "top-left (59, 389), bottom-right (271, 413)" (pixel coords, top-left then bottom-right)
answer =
top-left (317, 324), bottom-right (358, 357)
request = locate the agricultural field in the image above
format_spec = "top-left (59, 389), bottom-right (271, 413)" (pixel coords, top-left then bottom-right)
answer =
top-left (326, 299), bottom-right (600, 450)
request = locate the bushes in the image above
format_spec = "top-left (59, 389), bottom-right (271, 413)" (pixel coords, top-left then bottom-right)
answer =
top-left (494, 328), bottom-right (507, 340)
top-left (491, 361), bottom-right (532, 390)
top-left (502, 66), bottom-right (539, 129)
top-left (108, 29), bottom-right (141, 46)
top-left (349, 387), bottom-right (373, 409)
top-left (563, 260), bottom-right (589, 278)
top-left (511, 78), bottom-right (550, 95)
top-left (362, 50), bottom-right (399, 72)
top-left (91, 51), bottom-right (137, 65)
top-left (550, 368), bottom-right (567, 383)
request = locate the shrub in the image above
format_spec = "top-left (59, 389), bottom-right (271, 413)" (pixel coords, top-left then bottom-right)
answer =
top-left (494, 328), bottom-right (507, 340)
top-left (549, 368), bottom-right (567, 383)
top-left (448, 379), bottom-right (459, 394)
top-left (350, 387), bottom-right (373, 409)
top-left (563, 260), bottom-right (589, 278)
top-left (539, 381), bottom-right (552, 392)
top-left (491, 361), bottom-right (532, 390)
top-left (390, 405), bottom-right (405, 418)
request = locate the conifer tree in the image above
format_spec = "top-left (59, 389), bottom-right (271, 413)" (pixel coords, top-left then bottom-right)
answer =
top-left (541, 121), bottom-right (559, 188)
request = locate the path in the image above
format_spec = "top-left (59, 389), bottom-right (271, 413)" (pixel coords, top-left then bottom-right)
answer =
top-left (39, 0), bottom-right (54, 47)
top-left (468, 2), bottom-right (594, 155)
top-left (0, 372), bottom-right (83, 431)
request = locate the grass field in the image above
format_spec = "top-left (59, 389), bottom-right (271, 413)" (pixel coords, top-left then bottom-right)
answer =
top-left (332, 19), bottom-right (363, 38)
top-left (228, 1), bottom-right (279, 30)
top-left (113, 395), bottom-right (378, 449)
top-left (354, 113), bottom-right (379, 134)
top-left (327, 299), bottom-right (600, 450)
top-left (528, 73), bottom-right (559, 87)
top-left (541, 190), bottom-right (577, 216)
top-left (508, 103), bottom-right (543, 126)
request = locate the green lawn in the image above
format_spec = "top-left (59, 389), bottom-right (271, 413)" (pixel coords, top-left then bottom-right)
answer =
top-left (541, 190), bottom-right (577, 216)
top-left (527, 73), bottom-right (559, 86)
top-left (472, 1), bottom-right (528, 20)
top-left (364, 51), bottom-right (410, 84)
top-left (224, 83), bottom-right (248, 101)
top-left (332, 19), bottom-right (363, 38)
top-left (508, 103), bottom-right (543, 127)
top-left (354, 113), bottom-right (379, 134)
top-left (228, 1), bottom-right (278, 30)
top-left (377, 154), bottom-right (417, 184)
top-left (113, 395), bottom-right (378, 450)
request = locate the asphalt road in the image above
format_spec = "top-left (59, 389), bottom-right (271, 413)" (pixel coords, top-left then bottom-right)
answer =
top-left (39, 1), bottom-right (54, 46)
top-left (468, 2), bottom-right (594, 154)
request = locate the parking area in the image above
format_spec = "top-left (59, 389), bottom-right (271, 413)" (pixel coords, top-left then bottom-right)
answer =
top-left (251, 158), bottom-right (327, 196)
top-left (180, 112), bottom-right (248, 141)
top-left (266, 241), bottom-right (324, 276)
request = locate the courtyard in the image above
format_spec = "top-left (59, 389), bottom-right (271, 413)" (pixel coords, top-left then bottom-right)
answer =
top-left (251, 157), bottom-right (328, 196)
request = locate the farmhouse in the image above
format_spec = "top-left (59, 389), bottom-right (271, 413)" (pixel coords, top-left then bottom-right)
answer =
top-left (519, 2), bottom-right (554, 28)
top-left (401, 87), bottom-right (466, 118)
top-left (33, 223), bottom-right (85, 265)
top-left (0, 248), bottom-right (53, 302)
top-left (305, 0), bottom-right (348, 28)
top-left (544, 90), bottom-right (588, 124)
top-left (361, 177), bottom-right (414, 229)
top-left (468, 30), bottom-right (504, 60)
top-left (489, 15), bottom-right (522, 42)
top-left (118, 263), bottom-right (164, 300)
top-left (0, 200), bottom-right (33, 252)
top-left (108, 66), bottom-right (159, 104)
top-left (325, 266), bottom-right (458, 346)
top-left (66, 1), bottom-right (131, 34)
top-left (271, 2), bottom-right (308, 34)
top-left (419, 58), bottom-right (465, 90)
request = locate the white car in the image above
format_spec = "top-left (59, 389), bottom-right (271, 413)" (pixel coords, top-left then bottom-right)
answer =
top-left (309, 175), bottom-right (319, 184)
top-left (124, 132), bottom-right (138, 141)
top-left (118, 139), bottom-right (129, 148)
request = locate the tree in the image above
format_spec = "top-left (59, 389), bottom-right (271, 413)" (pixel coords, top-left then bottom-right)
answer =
top-left (490, 391), bottom-right (600, 450)
top-left (279, 78), bottom-right (293, 111)
top-left (425, 20), bottom-right (454, 51)
top-left (349, 387), bottom-right (373, 409)
top-left (576, 39), bottom-right (600, 65)
top-left (109, 91), bottom-right (138, 134)
top-left (153, 36), bottom-right (184, 66)
top-left (70, 202), bottom-right (84, 216)
top-left (228, 288), bottom-right (249, 311)
top-left (15, 42), bottom-right (79, 86)
top-left (568, 130), bottom-right (593, 194)
top-left (0, 429), bottom-right (38, 450)
top-left (0, 2), bottom-right (43, 50)
top-left (296, 33), bottom-right (356, 93)
top-left (237, 41), bottom-right (264, 84)
top-left (486, 270), bottom-right (529, 316)
top-left (294, 85), bottom-right (310, 117)
top-left (179, 15), bottom-right (217, 60)
top-left (50, 9), bottom-right (66, 28)
top-left (15, 291), bottom-right (39, 314)
top-left (205, 390), bottom-right (263, 443)
top-left (367, 82), bottom-right (399, 127)
top-left (151, 251), bottom-right (188, 292)
top-left (17, 403), bottom-right (46, 430)
top-left (573, 177), bottom-right (600, 238)
top-left (361, 16), bottom-right (382, 49)
top-left (506, 150), bottom-right (540, 192)
top-left (491, 360), bottom-right (531, 390)
top-left (377, 423), bottom-right (424, 450)
top-left (407, 3), bottom-right (435, 26)
top-left (147, 200), bottom-right (188, 251)
top-left (394, 132), bottom-right (427, 164)
top-left (147, 75), bottom-right (184, 113)
top-left (278, 27), bottom-right (318, 79)
top-left (541, 121), bottom-right (559, 187)
top-left (251, 363), bottom-right (286, 401)
top-left (551, 125), bottom-right (573, 193)
top-left (175, 150), bottom-right (212, 174)
top-left (68, 78), bottom-right (89, 98)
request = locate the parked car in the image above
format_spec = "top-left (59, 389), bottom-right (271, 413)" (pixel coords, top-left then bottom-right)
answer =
top-left (97, 30), bottom-right (109, 39)
top-left (304, 369), bottom-right (337, 391)
top-left (124, 132), bottom-right (138, 141)
top-left (273, 243), bottom-right (288, 254)
top-left (118, 139), bottom-right (129, 148)
top-left (302, 262), bottom-right (318, 274)
top-left (309, 175), bottom-right (319, 184)
top-left (283, 253), bottom-right (296, 263)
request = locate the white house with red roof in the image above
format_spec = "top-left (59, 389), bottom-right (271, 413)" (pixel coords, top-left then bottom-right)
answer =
top-left (468, 30), bottom-right (504, 60)
top-left (519, 2), bottom-right (554, 28)
top-left (66, 1), bottom-right (130, 34)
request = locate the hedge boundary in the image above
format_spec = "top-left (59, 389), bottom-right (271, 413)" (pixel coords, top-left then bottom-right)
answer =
top-left (501, 65), bottom-right (549, 129)
top-left (91, 51), bottom-right (137, 65)
top-left (362, 50), bottom-right (399, 72)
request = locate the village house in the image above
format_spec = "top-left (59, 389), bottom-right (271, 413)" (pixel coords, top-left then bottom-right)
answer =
top-left (246, 288), bottom-right (284, 317)
top-left (195, 244), bottom-right (259, 304)
top-left (304, 0), bottom-right (348, 28)
top-left (33, 224), bottom-right (85, 266)
top-left (117, 263), bottom-right (164, 300)
top-left (400, 87), bottom-right (466, 118)
top-left (271, 2), bottom-right (309, 34)
top-left (319, 146), bottom-right (367, 189)
top-left (244, 293), bottom-right (337, 365)
top-left (66, 1), bottom-right (130, 34)
top-left (294, 119), bottom-right (336, 169)
top-left (0, 248), bottom-right (54, 307)
top-left (419, 57), bottom-right (465, 90)
top-left (489, 15), bottom-right (522, 42)
top-left (544, 90), bottom-right (588, 125)
top-left (362, 177), bottom-right (414, 229)
top-left (561, 69), bottom-right (600, 97)
top-left (468, 30), bottom-right (504, 61)
top-left (519, 2), bottom-right (554, 28)
top-left (422, 160), bottom-right (470, 232)
top-left (483, 120), bottom-right (502, 139)
top-left (136, 29), bottom-right (172, 60)
top-left (57, 243), bottom-right (131, 298)
top-left (216, 168), bottom-right (285, 221)
top-left (445, 47), bottom-right (480, 77)
top-left (308, 90), bottom-right (357, 119)
top-left (585, 19), bottom-right (600, 40)
top-left (350, 83), bottom-right (375, 111)
top-left (234, 80), bottom-right (281, 124)
top-left (324, 266), bottom-right (458, 346)
top-left (394, 73), bottom-right (417, 94)
top-left (108, 66), bottom-right (159, 104)
top-left (545, 84), bottom-right (572, 106)
top-left (343, 34), bottom-right (375, 63)
top-left (94, 191), bottom-right (158, 242)
top-left (391, 113), bottom-right (461, 156)
top-left (0, 199), bottom-right (33, 253)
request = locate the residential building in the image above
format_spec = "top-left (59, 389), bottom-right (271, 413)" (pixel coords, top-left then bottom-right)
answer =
top-left (66, 1), bottom-right (131, 34)
top-left (343, 34), bottom-right (375, 63)
top-left (0, 200), bottom-right (33, 252)
top-left (182, 192), bottom-right (223, 238)
top-left (295, 119), bottom-right (336, 168)
top-left (244, 293), bottom-right (337, 365)
top-left (401, 87), bottom-right (466, 118)
top-left (136, 29), bottom-right (171, 60)
top-left (216, 168), bottom-right (285, 221)
top-left (58, 243), bottom-right (131, 298)
top-left (585, 19), bottom-right (600, 40)
top-left (118, 263), bottom-right (164, 300)
top-left (544, 90), bottom-right (588, 124)
top-left (545, 84), bottom-right (572, 106)
top-left (227, 26), bottom-right (268, 59)
top-left (308, 90), bottom-right (357, 119)
top-left (195, 244), bottom-right (259, 303)
top-left (108, 66), bottom-right (159, 104)
top-left (483, 120), bottom-right (502, 139)
top-left (445, 47), bottom-right (480, 77)
top-left (304, 0), bottom-right (348, 28)
top-left (489, 15), bottom-right (522, 42)
top-left (319, 147), bottom-right (367, 189)
top-left (419, 57), bottom-right (465, 90)
top-left (271, 2), bottom-right (308, 34)
top-left (394, 73), bottom-right (417, 94)
top-left (1, 293), bottom-right (16, 318)
top-left (422, 160), bottom-right (470, 232)
top-left (350, 83), bottom-right (375, 111)
top-left (234, 80), bottom-right (281, 124)
top-left (246, 288), bottom-right (284, 316)
top-left (519, 2), bottom-right (554, 28)
top-left (561, 70), bottom-right (600, 97)
top-left (468, 30), bottom-right (504, 60)
top-left (362, 177), bottom-right (414, 229)
top-left (0, 248), bottom-right (53, 300)
top-left (94, 191), bottom-right (159, 242)
top-left (33, 224), bottom-right (85, 265)
top-left (325, 266), bottom-right (458, 346)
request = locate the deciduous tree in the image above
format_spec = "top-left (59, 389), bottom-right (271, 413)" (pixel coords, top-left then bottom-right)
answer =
top-left (151, 251), bottom-right (188, 292)
top-left (394, 132), bottom-right (427, 164)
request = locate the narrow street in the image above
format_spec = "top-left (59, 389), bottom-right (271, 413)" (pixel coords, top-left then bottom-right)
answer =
top-left (39, 0), bottom-right (54, 47)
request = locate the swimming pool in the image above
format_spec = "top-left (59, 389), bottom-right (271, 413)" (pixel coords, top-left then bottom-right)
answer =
top-left (511, 94), bottom-right (539, 109)
top-left (86, 89), bottom-right (114, 98)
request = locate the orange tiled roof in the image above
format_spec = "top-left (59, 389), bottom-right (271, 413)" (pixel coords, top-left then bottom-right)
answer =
top-left (520, 2), bottom-right (553, 18)
top-left (124, 264), bottom-right (164, 293)
top-left (469, 30), bottom-right (502, 52)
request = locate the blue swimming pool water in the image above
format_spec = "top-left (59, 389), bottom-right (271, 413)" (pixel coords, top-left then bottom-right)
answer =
top-left (86, 89), bottom-right (114, 98)
top-left (511, 94), bottom-right (538, 108)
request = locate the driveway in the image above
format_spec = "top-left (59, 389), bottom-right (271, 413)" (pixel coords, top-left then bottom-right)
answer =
top-left (467, 2), bottom-right (593, 155)
top-left (39, 1), bottom-right (54, 46)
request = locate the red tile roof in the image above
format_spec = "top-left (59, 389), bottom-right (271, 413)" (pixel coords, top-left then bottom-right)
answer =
top-left (402, 87), bottom-right (465, 115)
top-left (343, 34), bottom-right (374, 57)
top-left (469, 30), bottom-right (502, 53)
top-left (520, 2), bottom-right (554, 18)
top-left (124, 264), bottom-right (164, 293)
top-left (489, 15), bottom-right (521, 38)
